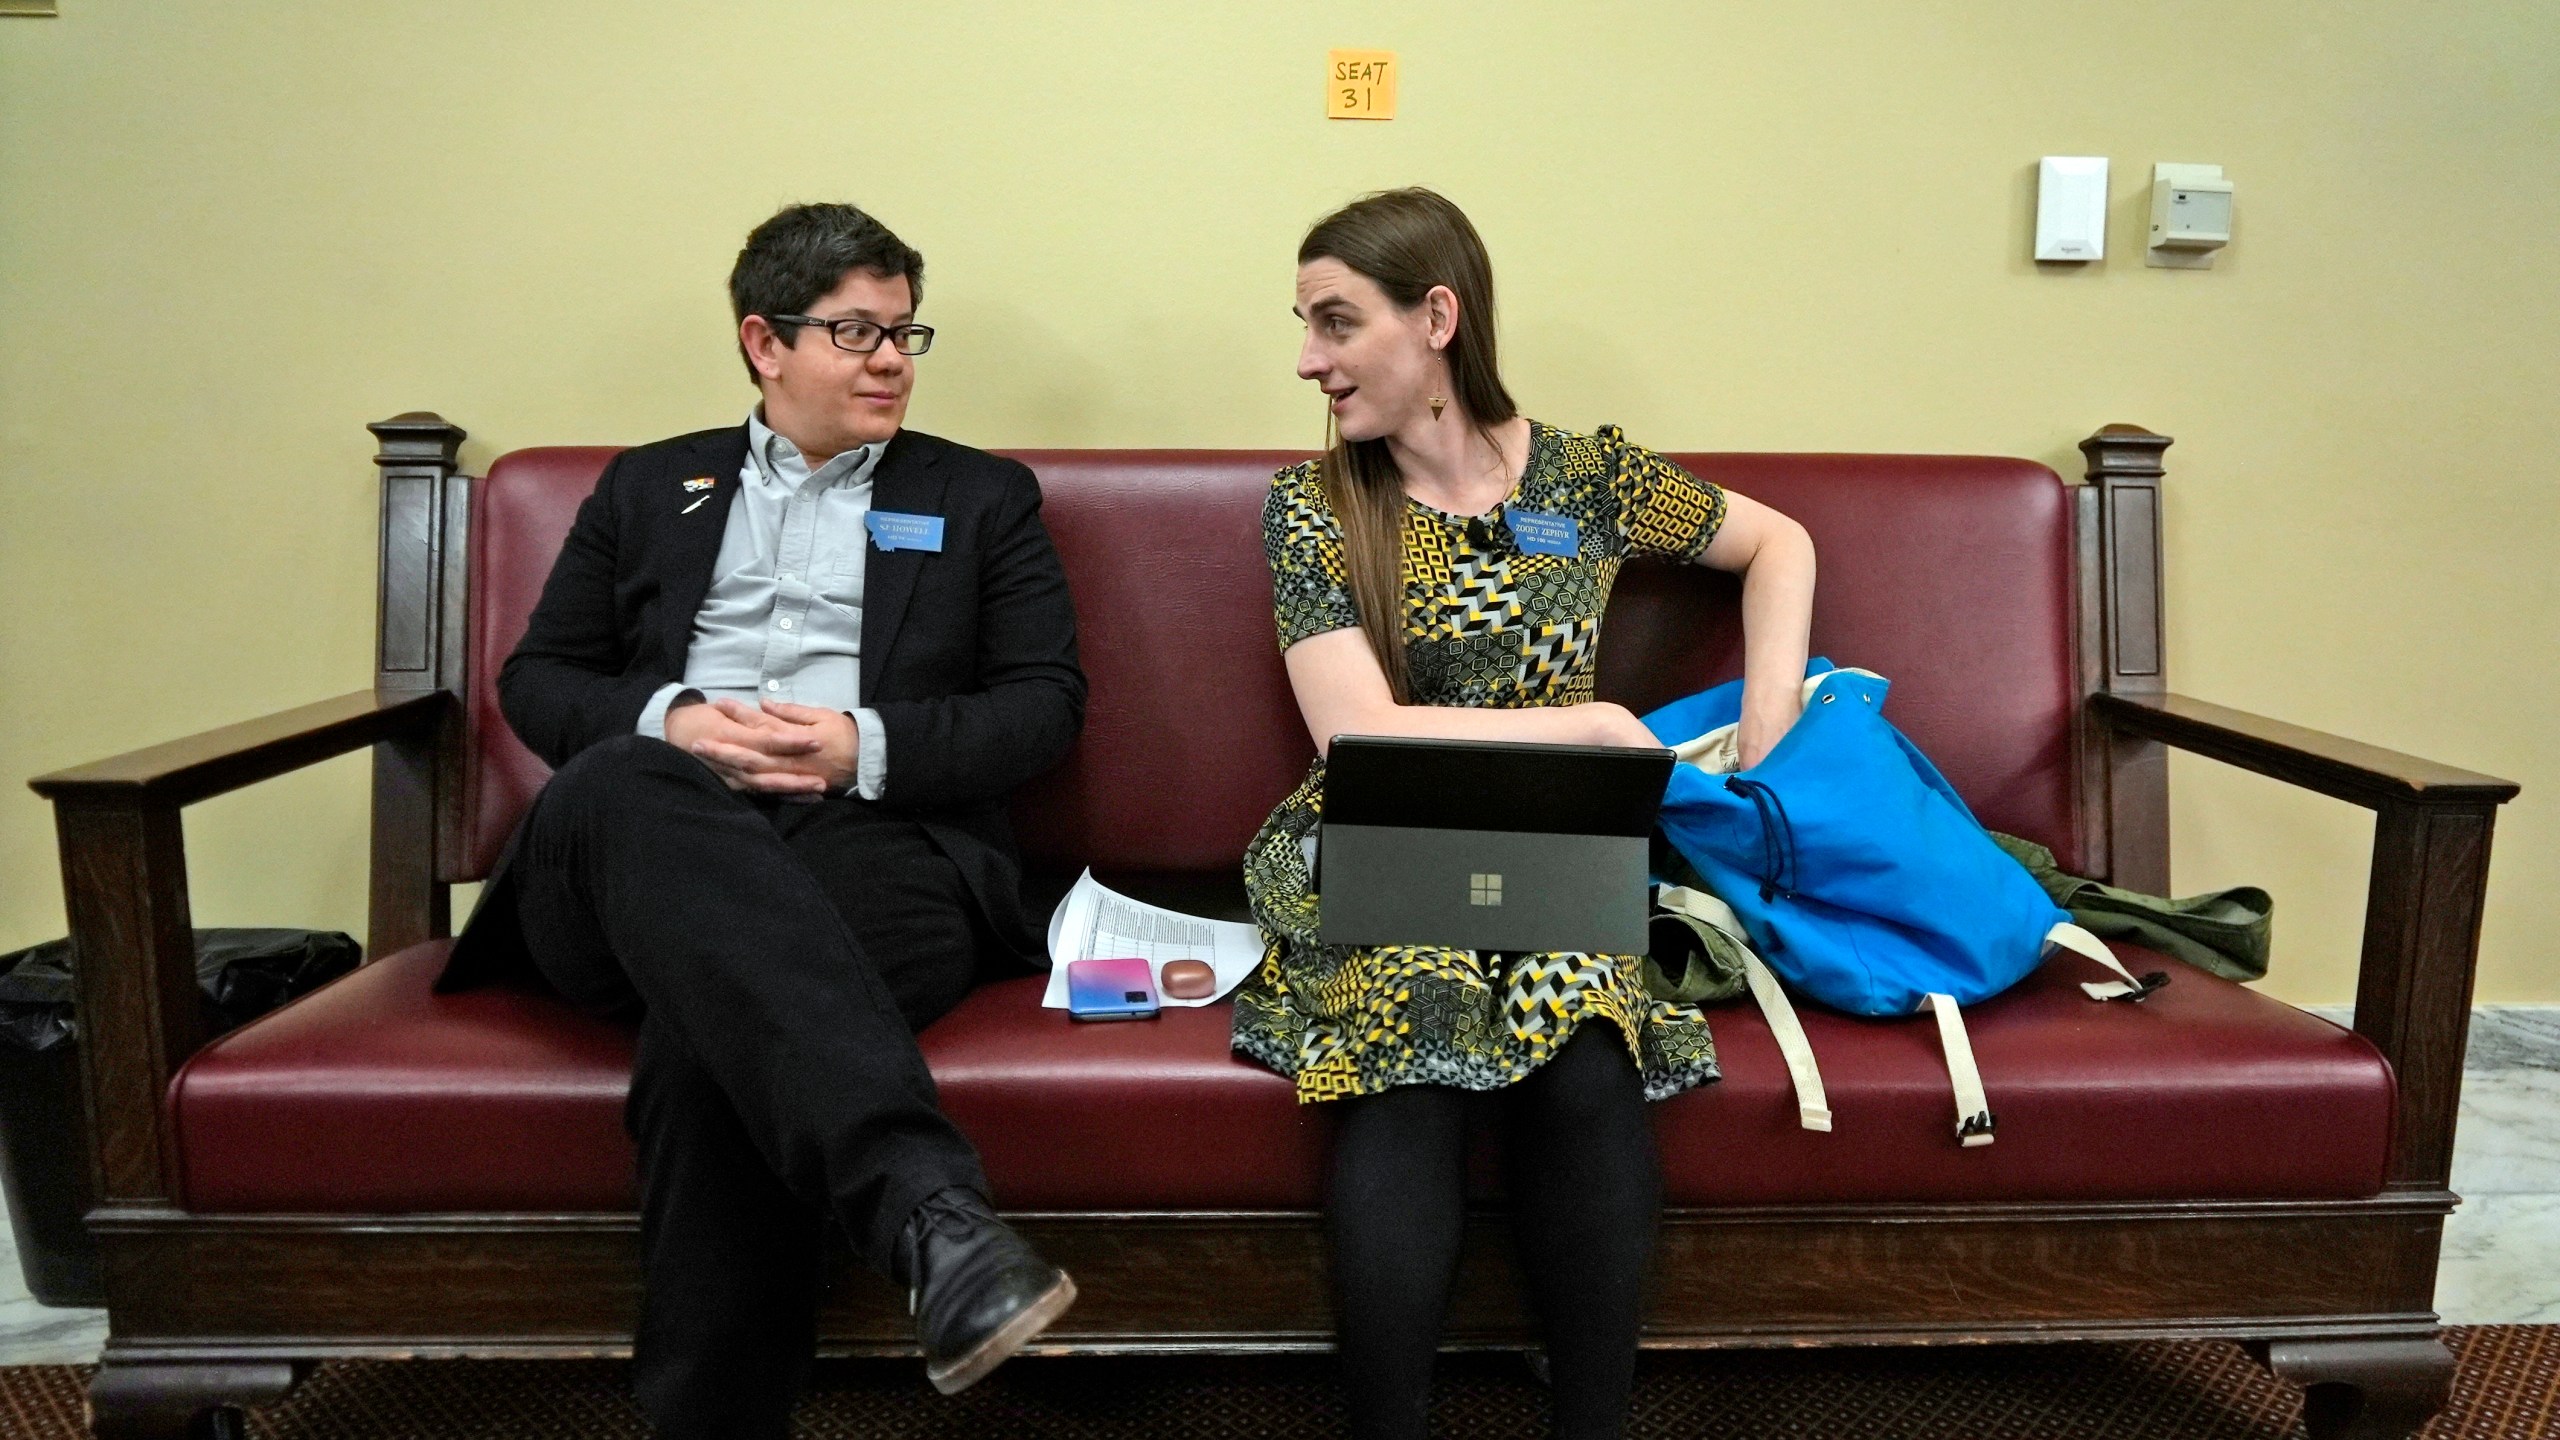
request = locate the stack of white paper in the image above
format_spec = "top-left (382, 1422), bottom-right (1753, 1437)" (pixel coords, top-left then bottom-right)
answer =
top-left (1041, 869), bottom-right (1263, 1009)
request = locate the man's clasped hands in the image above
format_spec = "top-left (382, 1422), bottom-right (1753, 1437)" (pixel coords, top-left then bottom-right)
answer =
top-left (663, 696), bottom-right (858, 799)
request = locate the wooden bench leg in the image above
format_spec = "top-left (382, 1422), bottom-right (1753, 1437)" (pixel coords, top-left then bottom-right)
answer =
top-left (88, 1361), bottom-right (295, 1440)
top-left (2266, 1335), bottom-right (2455, 1440)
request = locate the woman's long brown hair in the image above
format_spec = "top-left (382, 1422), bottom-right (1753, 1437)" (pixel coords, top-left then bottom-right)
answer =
top-left (1299, 188), bottom-right (1517, 703)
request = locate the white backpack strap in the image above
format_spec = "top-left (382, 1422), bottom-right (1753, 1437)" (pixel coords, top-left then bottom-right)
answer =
top-left (2045, 921), bottom-right (2169, 1002)
top-left (1656, 885), bottom-right (1747, 944)
top-left (1659, 886), bottom-right (1830, 1132)
top-left (1742, 950), bottom-right (1832, 1132)
top-left (1921, 993), bottom-right (1996, 1147)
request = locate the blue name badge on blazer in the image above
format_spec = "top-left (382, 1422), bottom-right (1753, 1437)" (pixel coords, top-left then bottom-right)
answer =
top-left (866, 511), bottom-right (946, 552)
top-left (1507, 509), bottom-right (1580, 556)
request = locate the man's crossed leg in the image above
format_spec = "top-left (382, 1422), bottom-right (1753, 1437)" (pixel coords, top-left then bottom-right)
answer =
top-left (504, 736), bottom-right (1074, 1436)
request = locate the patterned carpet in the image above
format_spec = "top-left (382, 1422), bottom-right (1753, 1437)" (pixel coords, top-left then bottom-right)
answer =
top-left (2, 1330), bottom-right (2553, 1438)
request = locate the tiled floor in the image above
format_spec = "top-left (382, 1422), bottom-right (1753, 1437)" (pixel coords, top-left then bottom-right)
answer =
top-left (3, 1009), bottom-right (2554, 1365)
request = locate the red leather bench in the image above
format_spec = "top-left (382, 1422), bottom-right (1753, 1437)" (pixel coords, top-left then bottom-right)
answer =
top-left (33, 417), bottom-right (2515, 1440)
top-left (170, 443), bottom-right (2398, 1217)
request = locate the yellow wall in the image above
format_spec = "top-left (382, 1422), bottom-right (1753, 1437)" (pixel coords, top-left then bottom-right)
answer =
top-left (4, 2), bottom-right (2553, 1003)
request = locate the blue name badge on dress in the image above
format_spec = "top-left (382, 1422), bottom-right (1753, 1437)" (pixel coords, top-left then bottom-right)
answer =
top-left (1507, 509), bottom-right (1580, 557)
top-left (865, 511), bottom-right (946, 552)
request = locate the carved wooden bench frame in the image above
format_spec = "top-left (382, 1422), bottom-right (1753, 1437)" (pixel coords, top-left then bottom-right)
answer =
top-left (30, 416), bottom-right (2518, 1439)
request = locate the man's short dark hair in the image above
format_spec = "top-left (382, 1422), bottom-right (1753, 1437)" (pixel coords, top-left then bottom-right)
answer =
top-left (728, 203), bottom-right (926, 383)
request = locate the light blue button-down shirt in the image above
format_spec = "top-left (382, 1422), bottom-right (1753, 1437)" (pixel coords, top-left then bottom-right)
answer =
top-left (637, 410), bottom-right (892, 799)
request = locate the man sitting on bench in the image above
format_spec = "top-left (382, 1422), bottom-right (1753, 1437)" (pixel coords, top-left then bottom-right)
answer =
top-left (443, 201), bottom-right (1086, 1435)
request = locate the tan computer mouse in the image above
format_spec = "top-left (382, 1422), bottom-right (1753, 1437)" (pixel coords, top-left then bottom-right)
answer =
top-left (1159, 959), bottom-right (1217, 1000)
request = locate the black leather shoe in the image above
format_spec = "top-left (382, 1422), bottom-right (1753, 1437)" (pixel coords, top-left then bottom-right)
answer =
top-left (901, 1187), bottom-right (1077, 1395)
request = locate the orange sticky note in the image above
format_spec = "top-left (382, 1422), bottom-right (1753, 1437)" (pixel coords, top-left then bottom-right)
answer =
top-left (1327, 50), bottom-right (1397, 120)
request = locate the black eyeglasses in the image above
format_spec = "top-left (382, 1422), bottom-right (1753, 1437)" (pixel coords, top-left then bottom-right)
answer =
top-left (768, 314), bottom-right (936, 356)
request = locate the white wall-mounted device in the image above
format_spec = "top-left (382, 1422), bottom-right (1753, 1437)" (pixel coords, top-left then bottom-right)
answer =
top-left (2034, 156), bottom-right (2110, 262)
top-left (2147, 163), bottom-right (2233, 269)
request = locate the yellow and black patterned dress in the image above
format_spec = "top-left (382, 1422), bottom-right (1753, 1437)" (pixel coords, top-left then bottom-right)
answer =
top-left (1231, 420), bottom-right (1729, 1104)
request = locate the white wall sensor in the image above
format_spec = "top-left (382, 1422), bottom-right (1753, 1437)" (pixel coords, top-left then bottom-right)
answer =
top-left (2035, 156), bottom-right (2109, 262)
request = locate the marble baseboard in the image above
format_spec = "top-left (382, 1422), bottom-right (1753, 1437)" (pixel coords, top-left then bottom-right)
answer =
top-left (2303, 1003), bottom-right (2560, 1072)
top-left (0, 1298), bottom-right (106, 1367)
top-left (2438, 1193), bottom-right (2560, 1325)
top-left (2449, 1069), bottom-right (2560, 1196)
top-left (2465, 1006), bottom-right (2560, 1071)
top-left (0, 1224), bottom-right (105, 1366)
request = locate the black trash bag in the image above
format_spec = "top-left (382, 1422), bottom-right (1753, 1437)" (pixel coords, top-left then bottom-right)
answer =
top-left (0, 927), bottom-right (361, 1053)
top-left (0, 928), bottom-right (360, 1307)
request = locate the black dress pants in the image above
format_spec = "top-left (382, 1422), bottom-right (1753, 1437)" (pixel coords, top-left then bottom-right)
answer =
top-left (502, 735), bottom-right (991, 1439)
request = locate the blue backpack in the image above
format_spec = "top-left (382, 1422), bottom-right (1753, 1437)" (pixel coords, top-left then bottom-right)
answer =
top-left (1643, 660), bottom-right (2164, 1147)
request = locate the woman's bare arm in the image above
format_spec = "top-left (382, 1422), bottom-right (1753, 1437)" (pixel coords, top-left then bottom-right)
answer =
top-left (1282, 628), bottom-right (1659, 759)
top-left (1696, 489), bottom-right (1817, 768)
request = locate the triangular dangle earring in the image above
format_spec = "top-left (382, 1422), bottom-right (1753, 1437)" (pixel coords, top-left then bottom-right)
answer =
top-left (1428, 395), bottom-right (1448, 420)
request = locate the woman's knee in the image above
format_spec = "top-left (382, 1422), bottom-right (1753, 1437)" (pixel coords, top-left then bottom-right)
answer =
top-left (1329, 1084), bottom-right (1472, 1207)
top-left (1335, 1081), bottom-right (1472, 1152)
top-left (1510, 1025), bottom-right (1647, 1136)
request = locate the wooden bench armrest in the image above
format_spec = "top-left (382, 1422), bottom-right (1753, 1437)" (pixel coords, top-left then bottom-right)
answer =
top-left (29, 689), bottom-right (446, 808)
top-left (2090, 688), bottom-right (2518, 1191)
top-left (26, 688), bottom-right (452, 1208)
top-left (2087, 691), bottom-right (2519, 810)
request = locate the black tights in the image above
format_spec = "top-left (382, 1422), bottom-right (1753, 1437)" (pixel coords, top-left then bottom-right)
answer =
top-left (1328, 1025), bottom-right (1662, 1440)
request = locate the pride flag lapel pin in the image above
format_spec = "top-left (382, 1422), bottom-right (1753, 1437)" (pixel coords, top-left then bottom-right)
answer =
top-left (680, 476), bottom-right (717, 514)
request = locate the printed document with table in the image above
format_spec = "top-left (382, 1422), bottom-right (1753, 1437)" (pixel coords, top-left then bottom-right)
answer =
top-left (1040, 870), bottom-right (1261, 1009)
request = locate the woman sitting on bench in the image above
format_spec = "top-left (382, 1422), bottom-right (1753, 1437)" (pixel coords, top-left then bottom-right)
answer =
top-left (1229, 186), bottom-right (1820, 1440)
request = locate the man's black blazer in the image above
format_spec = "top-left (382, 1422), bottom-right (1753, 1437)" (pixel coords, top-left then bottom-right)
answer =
top-left (441, 423), bottom-right (1085, 991)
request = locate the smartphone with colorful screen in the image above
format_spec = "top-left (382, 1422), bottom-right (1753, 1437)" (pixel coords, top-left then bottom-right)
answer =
top-left (1065, 957), bottom-right (1160, 1021)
